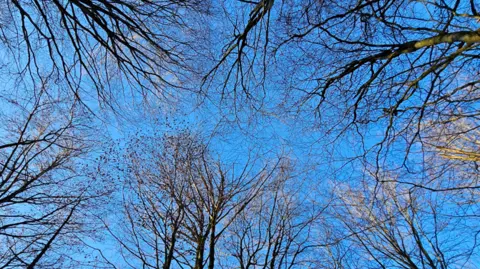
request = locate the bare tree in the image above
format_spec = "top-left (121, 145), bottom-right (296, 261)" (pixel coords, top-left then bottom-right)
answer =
top-left (209, 0), bottom-right (480, 118)
top-left (0, 83), bottom-right (103, 268)
top-left (2, 0), bottom-right (209, 108)
top-left (206, 0), bottom-right (480, 180)
top-left (204, 6), bottom-right (480, 268)
top-left (0, 1), bottom-right (214, 266)
top-left (327, 174), bottom-right (480, 269)
top-left (100, 130), bottom-right (280, 268)
top-left (221, 162), bottom-right (325, 269)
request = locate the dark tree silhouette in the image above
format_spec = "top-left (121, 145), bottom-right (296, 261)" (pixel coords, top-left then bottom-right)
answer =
top-left (4, 0), bottom-right (208, 106)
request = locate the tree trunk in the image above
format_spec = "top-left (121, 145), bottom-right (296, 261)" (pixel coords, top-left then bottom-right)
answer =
top-left (194, 237), bottom-right (206, 269)
top-left (207, 218), bottom-right (217, 269)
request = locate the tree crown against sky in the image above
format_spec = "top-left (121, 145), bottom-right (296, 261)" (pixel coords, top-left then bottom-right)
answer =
top-left (1, 0), bottom-right (480, 268)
